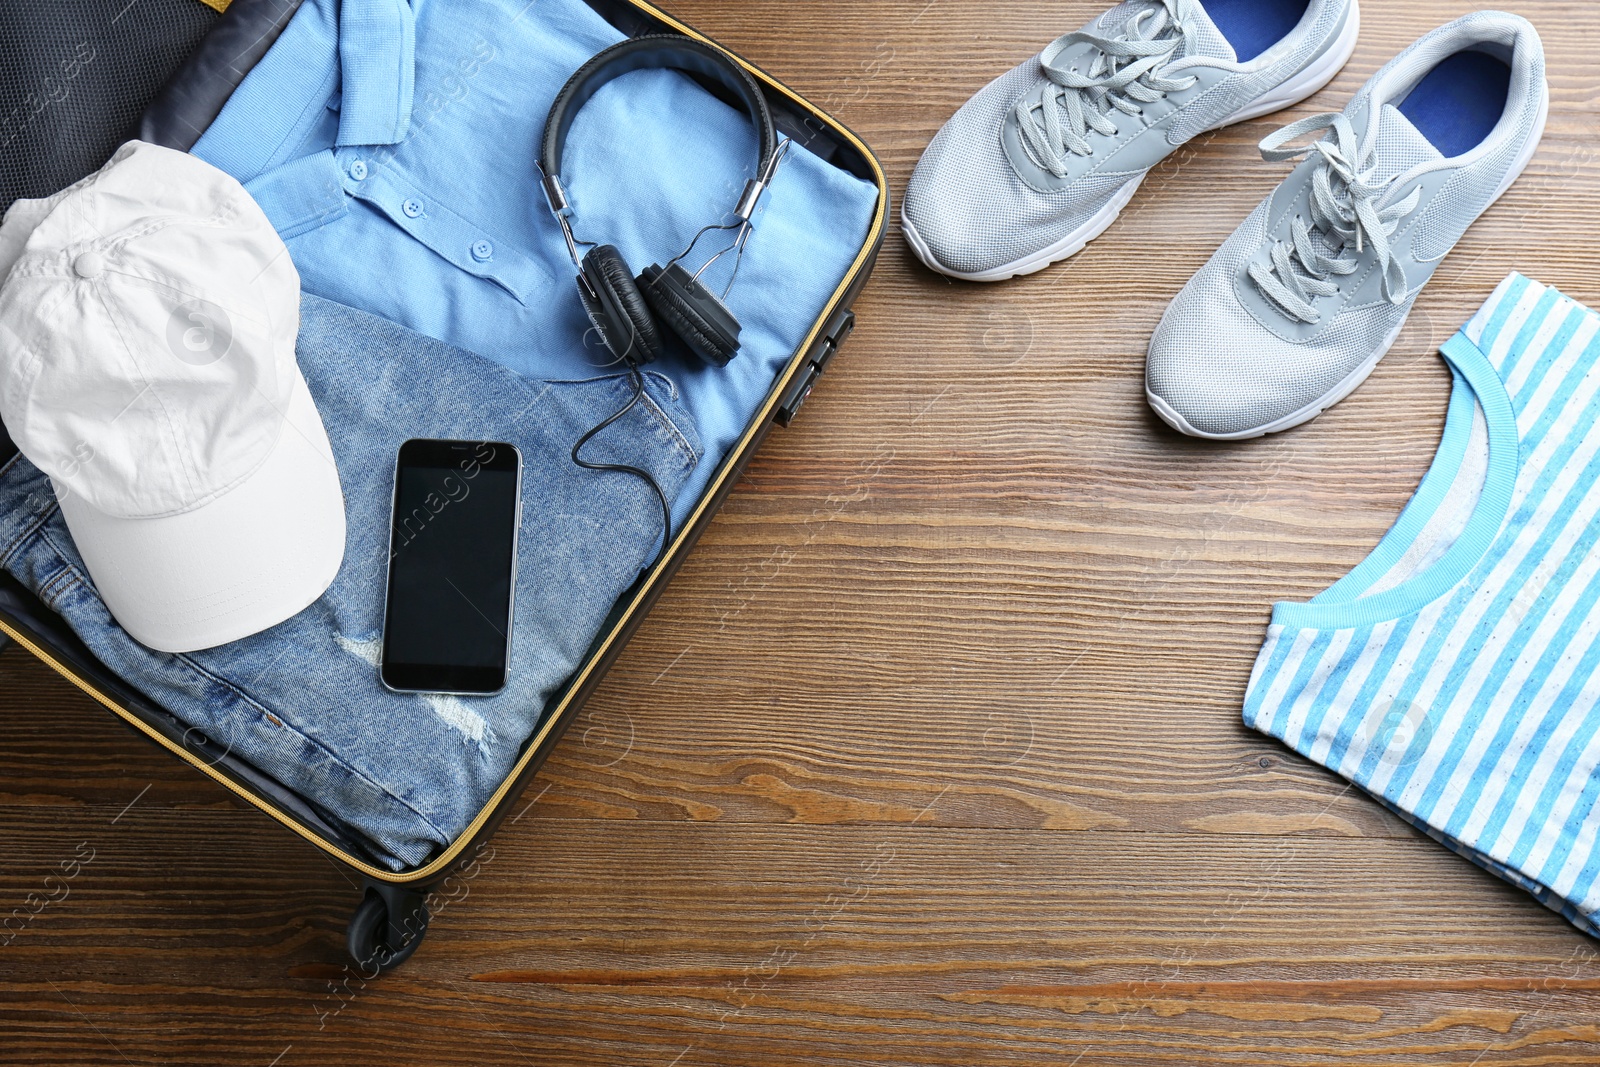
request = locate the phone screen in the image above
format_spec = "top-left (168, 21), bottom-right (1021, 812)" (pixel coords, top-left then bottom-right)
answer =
top-left (381, 440), bottom-right (522, 694)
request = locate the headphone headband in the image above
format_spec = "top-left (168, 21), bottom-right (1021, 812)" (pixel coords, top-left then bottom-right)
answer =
top-left (541, 35), bottom-right (778, 374)
top-left (540, 34), bottom-right (777, 210)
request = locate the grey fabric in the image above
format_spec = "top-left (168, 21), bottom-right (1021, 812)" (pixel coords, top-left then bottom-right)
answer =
top-left (1244, 107), bottom-right (1440, 323)
top-left (1411, 164), bottom-right (1510, 264)
top-left (1148, 200), bottom-right (1419, 437)
top-left (1147, 11), bottom-right (1548, 438)
top-left (1343, 9), bottom-right (1545, 267)
top-left (1166, 0), bottom-right (1351, 143)
top-left (1262, 102), bottom-right (1441, 279)
top-left (1361, 104), bottom-right (1445, 185)
top-left (1002, 62), bottom-right (1233, 194)
top-left (902, 0), bottom-right (1353, 278)
top-left (1012, 0), bottom-right (1207, 177)
top-left (903, 58), bottom-right (1142, 276)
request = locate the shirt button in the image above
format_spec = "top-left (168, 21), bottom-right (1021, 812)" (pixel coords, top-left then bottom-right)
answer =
top-left (401, 198), bottom-right (424, 218)
top-left (471, 240), bottom-right (494, 262)
top-left (347, 159), bottom-right (368, 181)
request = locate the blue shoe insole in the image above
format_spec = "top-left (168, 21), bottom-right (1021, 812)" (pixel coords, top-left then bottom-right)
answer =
top-left (1396, 49), bottom-right (1512, 158)
top-left (1201, 0), bottom-right (1310, 63)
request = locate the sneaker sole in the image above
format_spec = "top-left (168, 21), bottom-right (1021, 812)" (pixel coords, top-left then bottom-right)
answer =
top-left (902, 171), bottom-right (1146, 282)
top-left (1147, 78), bottom-right (1549, 442)
top-left (901, 0), bottom-right (1363, 284)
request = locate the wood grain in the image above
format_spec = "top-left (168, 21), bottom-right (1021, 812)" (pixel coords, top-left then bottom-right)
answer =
top-left (5, 1), bottom-right (1600, 1064)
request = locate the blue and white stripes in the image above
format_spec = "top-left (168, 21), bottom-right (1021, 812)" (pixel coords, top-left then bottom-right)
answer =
top-left (1245, 273), bottom-right (1600, 937)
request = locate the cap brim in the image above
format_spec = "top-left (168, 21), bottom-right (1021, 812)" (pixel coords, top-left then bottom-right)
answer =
top-left (59, 372), bottom-right (347, 654)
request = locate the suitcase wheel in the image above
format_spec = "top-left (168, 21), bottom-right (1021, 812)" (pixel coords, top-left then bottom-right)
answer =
top-left (346, 882), bottom-right (429, 973)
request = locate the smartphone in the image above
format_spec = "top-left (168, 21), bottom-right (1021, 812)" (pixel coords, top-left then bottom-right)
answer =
top-left (381, 439), bottom-right (522, 695)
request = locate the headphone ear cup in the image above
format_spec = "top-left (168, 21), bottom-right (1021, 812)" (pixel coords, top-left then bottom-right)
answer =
top-left (639, 263), bottom-right (741, 368)
top-left (581, 245), bottom-right (664, 365)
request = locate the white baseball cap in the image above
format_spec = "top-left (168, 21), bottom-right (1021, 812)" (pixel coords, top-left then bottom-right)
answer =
top-left (0, 141), bottom-right (346, 654)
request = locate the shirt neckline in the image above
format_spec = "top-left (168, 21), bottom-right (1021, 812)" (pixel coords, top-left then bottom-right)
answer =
top-left (1270, 329), bottom-right (1521, 631)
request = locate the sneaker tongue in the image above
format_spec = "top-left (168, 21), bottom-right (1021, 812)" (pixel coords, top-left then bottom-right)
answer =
top-left (1096, 0), bottom-right (1235, 62)
top-left (1368, 103), bottom-right (1445, 183)
top-left (1301, 104), bottom-right (1443, 262)
top-left (1179, 0), bottom-right (1237, 62)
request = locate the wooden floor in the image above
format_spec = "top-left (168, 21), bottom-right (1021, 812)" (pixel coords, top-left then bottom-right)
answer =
top-left (7, 2), bottom-right (1600, 1063)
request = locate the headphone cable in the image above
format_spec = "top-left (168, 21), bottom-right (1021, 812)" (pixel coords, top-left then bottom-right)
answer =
top-left (571, 363), bottom-right (674, 573)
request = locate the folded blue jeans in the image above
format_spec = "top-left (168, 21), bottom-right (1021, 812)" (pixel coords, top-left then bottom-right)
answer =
top-left (0, 293), bottom-right (699, 870)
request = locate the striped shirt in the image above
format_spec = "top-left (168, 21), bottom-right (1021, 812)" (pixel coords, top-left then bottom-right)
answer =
top-left (1245, 273), bottom-right (1600, 937)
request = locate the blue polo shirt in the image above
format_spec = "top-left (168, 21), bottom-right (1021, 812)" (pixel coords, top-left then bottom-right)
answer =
top-left (192, 0), bottom-right (879, 522)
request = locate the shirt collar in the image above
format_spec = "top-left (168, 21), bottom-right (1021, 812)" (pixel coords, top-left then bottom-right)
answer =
top-left (335, 0), bottom-right (416, 147)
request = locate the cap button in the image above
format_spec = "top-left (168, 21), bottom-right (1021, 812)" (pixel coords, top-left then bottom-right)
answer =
top-left (72, 251), bottom-right (106, 279)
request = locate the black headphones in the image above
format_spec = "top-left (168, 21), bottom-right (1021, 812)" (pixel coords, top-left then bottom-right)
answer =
top-left (539, 35), bottom-right (781, 369)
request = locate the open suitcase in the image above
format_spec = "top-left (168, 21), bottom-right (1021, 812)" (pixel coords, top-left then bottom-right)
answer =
top-left (0, 0), bottom-right (887, 972)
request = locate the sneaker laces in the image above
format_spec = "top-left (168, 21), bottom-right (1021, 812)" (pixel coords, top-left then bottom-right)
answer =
top-left (1247, 112), bottom-right (1424, 324)
top-left (1013, 0), bottom-right (1200, 176)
